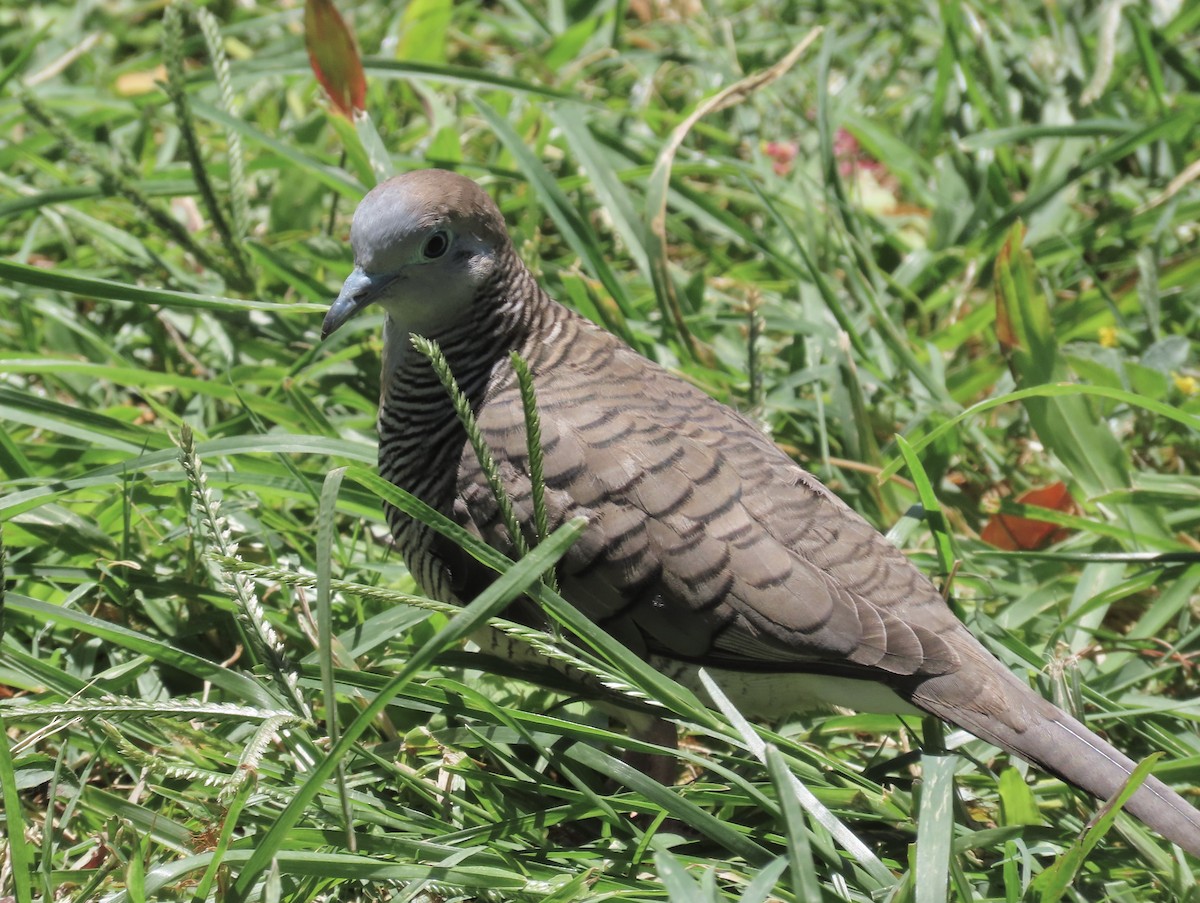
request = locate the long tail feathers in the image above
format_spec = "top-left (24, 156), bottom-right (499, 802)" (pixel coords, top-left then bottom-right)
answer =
top-left (910, 649), bottom-right (1200, 858)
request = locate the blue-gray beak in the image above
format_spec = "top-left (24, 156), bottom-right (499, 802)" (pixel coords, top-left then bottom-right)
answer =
top-left (322, 268), bottom-right (388, 339)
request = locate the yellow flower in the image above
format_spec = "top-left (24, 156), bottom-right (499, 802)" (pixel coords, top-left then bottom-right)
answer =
top-left (1173, 373), bottom-right (1198, 396)
top-left (1098, 326), bottom-right (1119, 348)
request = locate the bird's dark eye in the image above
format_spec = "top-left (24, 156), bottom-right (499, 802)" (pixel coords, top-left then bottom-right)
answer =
top-left (422, 230), bottom-right (450, 259)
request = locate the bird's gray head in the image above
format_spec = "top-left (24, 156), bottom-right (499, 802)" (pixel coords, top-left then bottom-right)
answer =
top-left (321, 169), bottom-right (511, 341)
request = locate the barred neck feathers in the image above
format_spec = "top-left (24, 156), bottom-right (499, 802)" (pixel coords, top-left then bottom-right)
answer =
top-left (376, 246), bottom-right (553, 520)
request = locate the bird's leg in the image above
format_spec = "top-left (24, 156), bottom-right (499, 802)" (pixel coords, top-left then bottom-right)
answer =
top-left (624, 715), bottom-right (681, 785)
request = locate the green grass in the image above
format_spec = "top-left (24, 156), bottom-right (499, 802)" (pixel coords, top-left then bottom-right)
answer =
top-left (2, 0), bottom-right (1200, 900)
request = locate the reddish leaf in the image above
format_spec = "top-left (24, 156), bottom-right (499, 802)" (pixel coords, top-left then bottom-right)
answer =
top-left (305, 0), bottom-right (366, 119)
top-left (763, 140), bottom-right (797, 176)
top-left (982, 481), bottom-right (1075, 551)
top-left (78, 844), bottom-right (110, 870)
top-left (833, 127), bottom-right (889, 181)
top-left (993, 223), bottom-right (1022, 353)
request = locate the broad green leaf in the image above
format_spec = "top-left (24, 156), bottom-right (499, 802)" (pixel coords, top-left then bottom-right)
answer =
top-left (994, 224), bottom-right (1169, 541)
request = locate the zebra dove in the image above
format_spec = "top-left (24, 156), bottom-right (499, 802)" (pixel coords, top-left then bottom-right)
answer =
top-left (322, 168), bottom-right (1200, 856)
